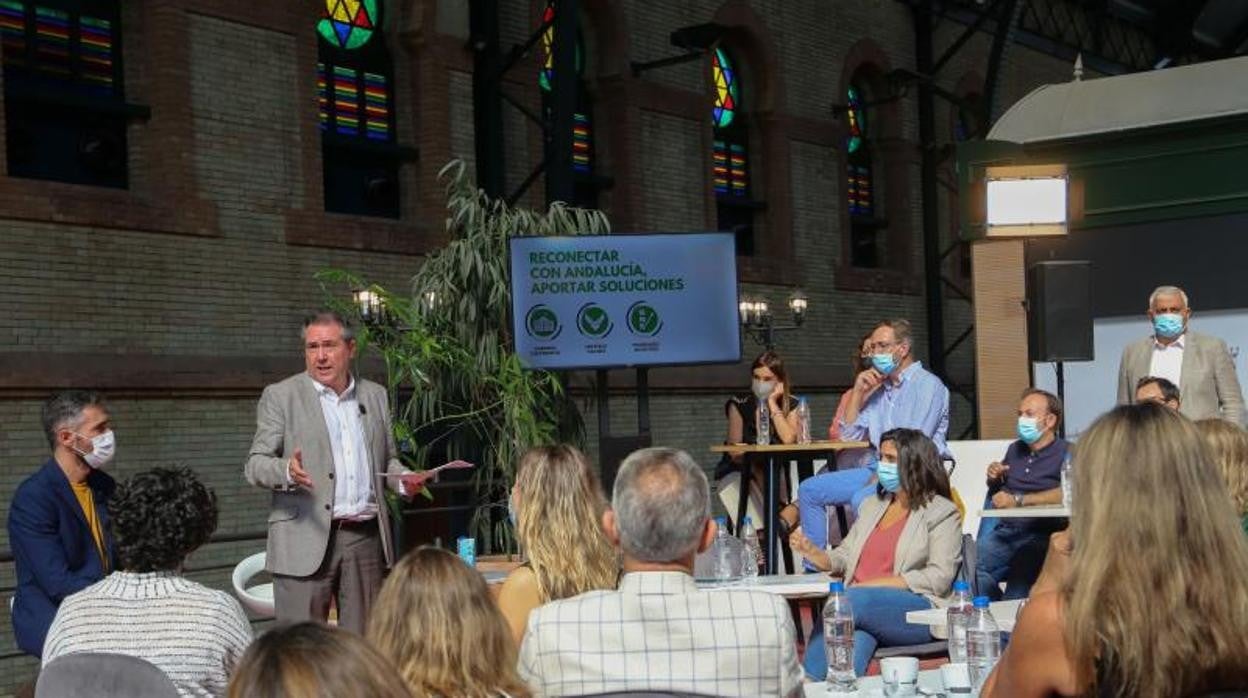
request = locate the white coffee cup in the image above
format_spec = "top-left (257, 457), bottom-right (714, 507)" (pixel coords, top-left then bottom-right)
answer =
top-left (941, 662), bottom-right (973, 694)
top-left (880, 656), bottom-right (920, 696)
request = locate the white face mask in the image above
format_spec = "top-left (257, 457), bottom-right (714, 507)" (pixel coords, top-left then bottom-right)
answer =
top-left (71, 430), bottom-right (116, 469)
top-left (751, 379), bottom-right (776, 399)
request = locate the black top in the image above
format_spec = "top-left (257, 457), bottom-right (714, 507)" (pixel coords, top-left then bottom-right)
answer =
top-left (713, 394), bottom-right (793, 480)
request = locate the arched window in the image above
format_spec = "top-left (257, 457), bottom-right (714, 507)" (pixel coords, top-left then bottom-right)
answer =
top-left (845, 78), bottom-right (880, 268)
top-left (1, 0), bottom-right (129, 187)
top-left (537, 0), bottom-right (599, 208)
top-left (711, 46), bottom-right (756, 256)
top-left (316, 0), bottom-right (400, 218)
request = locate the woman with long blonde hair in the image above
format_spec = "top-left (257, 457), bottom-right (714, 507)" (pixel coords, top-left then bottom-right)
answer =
top-left (367, 547), bottom-right (530, 698)
top-left (983, 403), bottom-right (1248, 698)
top-left (1196, 418), bottom-right (1248, 535)
top-left (497, 444), bottom-right (619, 642)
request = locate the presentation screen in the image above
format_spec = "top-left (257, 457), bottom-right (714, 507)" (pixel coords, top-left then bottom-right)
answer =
top-left (508, 233), bottom-right (741, 370)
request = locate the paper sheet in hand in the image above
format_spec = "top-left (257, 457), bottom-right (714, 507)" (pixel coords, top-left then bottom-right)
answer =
top-left (380, 459), bottom-right (474, 477)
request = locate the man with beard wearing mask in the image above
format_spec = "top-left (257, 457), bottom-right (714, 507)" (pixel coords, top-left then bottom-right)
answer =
top-left (789, 319), bottom-right (950, 565)
top-left (8, 390), bottom-right (117, 658)
top-left (976, 388), bottom-right (1068, 600)
top-left (1117, 285), bottom-right (1243, 424)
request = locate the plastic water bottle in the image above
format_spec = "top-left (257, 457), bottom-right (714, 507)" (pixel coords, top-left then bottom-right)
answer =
top-left (823, 581), bottom-right (856, 692)
top-left (796, 397), bottom-right (812, 444)
top-left (713, 516), bottom-right (735, 580)
top-left (946, 580), bottom-right (973, 662)
top-left (739, 516), bottom-right (762, 583)
top-left (966, 596), bottom-right (1001, 690)
top-left (756, 400), bottom-right (771, 445)
top-left (1061, 453), bottom-right (1073, 509)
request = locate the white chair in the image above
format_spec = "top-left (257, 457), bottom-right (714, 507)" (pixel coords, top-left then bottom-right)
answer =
top-left (946, 439), bottom-right (1014, 539)
top-left (231, 551), bottom-right (275, 619)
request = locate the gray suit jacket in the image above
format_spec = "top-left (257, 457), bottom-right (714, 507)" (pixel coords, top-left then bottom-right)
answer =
top-left (825, 494), bottom-right (962, 606)
top-left (1117, 331), bottom-right (1244, 425)
top-left (244, 373), bottom-right (409, 577)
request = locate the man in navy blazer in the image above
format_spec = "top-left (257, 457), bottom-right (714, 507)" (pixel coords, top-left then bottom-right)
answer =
top-left (8, 391), bottom-right (118, 657)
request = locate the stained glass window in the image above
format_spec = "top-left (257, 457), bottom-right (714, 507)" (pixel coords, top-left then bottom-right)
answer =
top-left (711, 47), bottom-right (738, 129)
top-left (711, 46), bottom-right (754, 255)
top-left (316, 0), bottom-right (399, 217)
top-left (317, 0), bottom-right (377, 50)
top-left (846, 82), bottom-right (874, 218)
top-left (845, 85), bottom-right (865, 153)
top-left (712, 139), bottom-right (749, 198)
top-left (317, 0), bottom-right (391, 143)
top-left (0, 1), bottom-right (120, 95)
top-left (536, 0), bottom-right (598, 206)
top-left (2, 1), bottom-right (127, 187)
top-left (846, 80), bottom-right (880, 267)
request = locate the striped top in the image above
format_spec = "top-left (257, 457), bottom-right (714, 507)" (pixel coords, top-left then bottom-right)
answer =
top-left (42, 571), bottom-right (253, 698)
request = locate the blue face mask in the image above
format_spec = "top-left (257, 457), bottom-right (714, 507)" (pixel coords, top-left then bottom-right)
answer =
top-left (871, 352), bottom-right (897, 375)
top-left (1153, 313), bottom-right (1184, 339)
top-left (877, 461), bottom-right (901, 493)
top-left (1017, 416), bottom-right (1044, 445)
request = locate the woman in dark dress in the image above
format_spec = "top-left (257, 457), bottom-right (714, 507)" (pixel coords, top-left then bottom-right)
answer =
top-left (714, 350), bottom-right (800, 532)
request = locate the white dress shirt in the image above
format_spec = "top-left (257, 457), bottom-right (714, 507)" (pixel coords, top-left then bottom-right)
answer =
top-left (1148, 333), bottom-right (1185, 388)
top-left (518, 571), bottom-right (804, 697)
top-left (312, 377), bottom-right (377, 520)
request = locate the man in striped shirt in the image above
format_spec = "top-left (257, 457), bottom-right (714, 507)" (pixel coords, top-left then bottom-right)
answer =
top-left (518, 447), bottom-right (804, 697)
top-left (42, 467), bottom-right (252, 698)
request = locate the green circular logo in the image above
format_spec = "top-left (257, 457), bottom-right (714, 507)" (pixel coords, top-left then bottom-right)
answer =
top-left (627, 301), bottom-right (663, 336)
top-left (525, 305), bottom-right (561, 340)
top-left (576, 303), bottom-right (613, 339)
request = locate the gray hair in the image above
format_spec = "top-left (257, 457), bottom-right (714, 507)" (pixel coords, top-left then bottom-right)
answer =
top-left (301, 310), bottom-right (355, 342)
top-left (1148, 285), bottom-right (1189, 310)
top-left (41, 390), bottom-right (106, 449)
top-left (611, 447), bottom-right (711, 563)
top-left (877, 318), bottom-right (913, 348)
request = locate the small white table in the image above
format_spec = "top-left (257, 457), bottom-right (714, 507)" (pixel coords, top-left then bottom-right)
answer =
top-left (697, 573), bottom-right (835, 600)
top-left (979, 505), bottom-right (1069, 518)
top-left (804, 669), bottom-right (955, 697)
top-left (906, 598), bottom-right (1024, 635)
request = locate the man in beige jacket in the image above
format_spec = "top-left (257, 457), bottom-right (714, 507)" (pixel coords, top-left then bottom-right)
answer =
top-left (1117, 285), bottom-right (1243, 425)
top-left (245, 310), bottom-right (430, 633)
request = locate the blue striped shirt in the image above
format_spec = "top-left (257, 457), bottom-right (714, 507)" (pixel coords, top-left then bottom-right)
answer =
top-left (839, 361), bottom-right (951, 457)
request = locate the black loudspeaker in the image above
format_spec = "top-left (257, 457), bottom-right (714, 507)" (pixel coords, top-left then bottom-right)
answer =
top-left (598, 434), bottom-right (652, 495)
top-left (1027, 261), bottom-right (1094, 362)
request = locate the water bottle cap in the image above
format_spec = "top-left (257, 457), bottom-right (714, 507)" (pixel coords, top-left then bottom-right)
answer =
top-left (714, 516), bottom-right (727, 526)
top-left (798, 396), bottom-right (807, 405)
top-left (972, 595), bottom-right (990, 608)
top-left (953, 580), bottom-right (969, 592)
top-left (829, 581), bottom-right (845, 593)
top-left (742, 515), bottom-right (752, 525)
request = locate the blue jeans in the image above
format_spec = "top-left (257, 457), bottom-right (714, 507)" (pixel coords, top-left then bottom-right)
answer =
top-left (803, 586), bottom-right (934, 679)
top-left (798, 467), bottom-right (876, 551)
top-left (975, 518), bottom-right (1055, 600)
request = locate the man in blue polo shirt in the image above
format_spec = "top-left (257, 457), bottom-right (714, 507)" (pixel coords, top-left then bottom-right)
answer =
top-left (976, 388), bottom-right (1068, 600)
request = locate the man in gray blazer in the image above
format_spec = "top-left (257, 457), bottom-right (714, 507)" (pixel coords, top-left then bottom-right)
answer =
top-left (1117, 285), bottom-right (1244, 425)
top-left (245, 310), bottom-right (430, 633)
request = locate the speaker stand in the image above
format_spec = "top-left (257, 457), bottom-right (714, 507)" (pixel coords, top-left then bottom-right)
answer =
top-left (1055, 361), bottom-right (1066, 439)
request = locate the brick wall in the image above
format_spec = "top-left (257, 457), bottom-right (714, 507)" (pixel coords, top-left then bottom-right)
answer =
top-left (0, 0), bottom-right (1100, 691)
